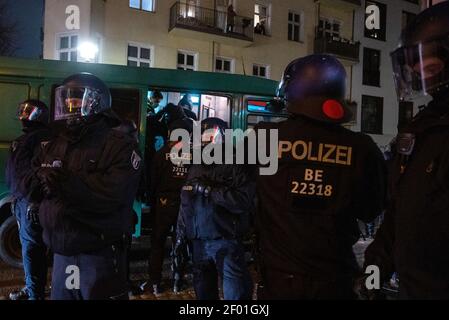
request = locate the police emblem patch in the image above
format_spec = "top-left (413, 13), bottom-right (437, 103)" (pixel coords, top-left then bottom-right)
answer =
top-left (131, 150), bottom-right (141, 170)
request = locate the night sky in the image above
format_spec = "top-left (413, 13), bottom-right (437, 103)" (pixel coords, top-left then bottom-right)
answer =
top-left (5, 0), bottom-right (44, 58)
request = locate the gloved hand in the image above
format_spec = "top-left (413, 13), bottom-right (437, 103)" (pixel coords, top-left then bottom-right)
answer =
top-left (190, 179), bottom-right (212, 197)
top-left (36, 167), bottom-right (68, 198)
top-left (26, 203), bottom-right (40, 224)
top-left (353, 274), bottom-right (385, 300)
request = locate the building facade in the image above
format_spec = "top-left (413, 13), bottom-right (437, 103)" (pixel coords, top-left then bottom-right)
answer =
top-left (352, 0), bottom-right (422, 147)
top-left (43, 0), bottom-right (359, 86)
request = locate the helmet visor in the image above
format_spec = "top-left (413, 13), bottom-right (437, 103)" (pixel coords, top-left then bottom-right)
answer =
top-left (54, 86), bottom-right (100, 121)
top-left (391, 36), bottom-right (449, 100)
top-left (18, 102), bottom-right (41, 121)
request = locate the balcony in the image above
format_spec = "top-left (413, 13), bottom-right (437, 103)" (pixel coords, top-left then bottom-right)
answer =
top-left (169, 2), bottom-right (254, 46)
top-left (314, 0), bottom-right (361, 11)
top-left (314, 34), bottom-right (360, 64)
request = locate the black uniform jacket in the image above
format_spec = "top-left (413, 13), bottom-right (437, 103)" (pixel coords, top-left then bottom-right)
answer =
top-left (35, 114), bottom-right (142, 256)
top-left (365, 100), bottom-right (449, 299)
top-left (5, 123), bottom-right (52, 200)
top-left (177, 148), bottom-right (256, 241)
top-left (256, 116), bottom-right (386, 280)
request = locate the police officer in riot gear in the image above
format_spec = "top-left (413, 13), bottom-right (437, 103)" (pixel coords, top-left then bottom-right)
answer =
top-left (255, 54), bottom-right (387, 300)
top-left (176, 118), bottom-right (254, 300)
top-left (6, 100), bottom-right (51, 300)
top-left (33, 73), bottom-right (142, 300)
top-left (148, 117), bottom-right (193, 295)
top-left (363, 2), bottom-right (449, 299)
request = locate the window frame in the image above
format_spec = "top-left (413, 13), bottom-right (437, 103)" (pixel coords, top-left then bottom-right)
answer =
top-left (254, 3), bottom-right (271, 35)
top-left (129, 0), bottom-right (156, 12)
top-left (252, 63), bottom-right (270, 79)
top-left (361, 95), bottom-right (384, 135)
top-left (127, 42), bottom-right (154, 68)
top-left (214, 56), bottom-right (235, 74)
top-left (177, 50), bottom-right (198, 71)
top-left (55, 32), bottom-right (79, 62)
top-left (288, 10), bottom-right (304, 43)
top-left (364, 0), bottom-right (387, 42)
top-left (318, 17), bottom-right (342, 39)
top-left (362, 47), bottom-right (381, 87)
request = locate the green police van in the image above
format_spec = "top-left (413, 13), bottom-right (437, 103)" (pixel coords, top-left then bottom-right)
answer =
top-left (0, 56), bottom-right (286, 268)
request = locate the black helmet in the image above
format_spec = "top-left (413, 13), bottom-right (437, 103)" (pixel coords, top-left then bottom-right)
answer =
top-left (391, 1), bottom-right (449, 100)
top-left (162, 103), bottom-right (186, 125)
top-left (54, 73), bottom-right (111, 121)
top-left (201, 117), bottom-right (228, 144)
top-left (169, 117), bottom-right (194, 134)
top-left (277, 54), bottom-right (352, 124)
top-left (17, 99), bottom-right (49, 125)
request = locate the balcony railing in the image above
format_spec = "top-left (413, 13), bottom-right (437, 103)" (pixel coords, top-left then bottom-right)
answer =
top-left (314, 34), bottom-right (360, 62)
top-left (169, 1), bottom-right (254, 42)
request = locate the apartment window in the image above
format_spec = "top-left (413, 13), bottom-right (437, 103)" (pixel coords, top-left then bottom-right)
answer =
top-left (177, 51), bottom-right (197, 71)
top-left (129, 0), bottom-right (155, 12)
top-left (57, 34), bottom-right (78, 62)
top-left (254, 3), bottom-right (270, 34)
top-left (215, 57), bottom-right (234, 74)
top-left (398, 101), bottom-right (414, 129)
top-left (127, 44), bottom-right (152, 67)
top-left (402, 11), bottom-right (417, 30)
top-left (361, 95), bottom-right (383, 134)
top-left (288, 11), bottom-right (303, 42)
top-left (365, 1), bottom-right (387, 41)
top-left (253, 64), bottom-right (270, 79)
top-left (318, 18), bottom-right (341, 38)
top-left (363, 48), bottom-right (381, 87)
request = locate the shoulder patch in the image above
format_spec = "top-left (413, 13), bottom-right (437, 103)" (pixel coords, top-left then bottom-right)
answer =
top-left (131, 150), bottom-right (142, 170)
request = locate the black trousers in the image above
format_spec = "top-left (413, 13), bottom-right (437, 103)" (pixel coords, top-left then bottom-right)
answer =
top-left (258, 267), bottom-right (356, 300)
top-left (51, 244), bottom-right (128, 300)
top-left (148, 204), bottom-right (179, 285)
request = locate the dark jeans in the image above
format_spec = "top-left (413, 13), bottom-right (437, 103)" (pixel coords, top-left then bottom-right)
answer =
top-left (192, 239), bottom-right (252, 300)
top-left (258, 267), bottom-right (356, 300)
top-left (14, 197), bottom-right (47, 300)
top-left (51, 244), bottom-right (128, 300)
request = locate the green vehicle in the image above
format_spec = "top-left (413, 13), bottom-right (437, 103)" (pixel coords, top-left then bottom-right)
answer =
top-left (0, 56), bottom-right (285, 268)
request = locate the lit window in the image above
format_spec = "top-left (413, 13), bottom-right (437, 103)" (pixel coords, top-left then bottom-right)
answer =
top-left (127, 44), bottom-right (152, 68)
top-left (129, 0), bottom-right (155, 12)
top-left (254, 3), bottom-right (270, 34)
top-left (177, 51), bottom-right (197, 71)
top-left (252, 63), bottom-right (270, 79)
top-left (57, 34), bottom-right (78, 62)
top-left (215, 57), bottom-right (234, 73)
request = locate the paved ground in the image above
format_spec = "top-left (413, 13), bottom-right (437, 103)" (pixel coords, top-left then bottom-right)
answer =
top-left (0, 239), bottom-right (373, 300)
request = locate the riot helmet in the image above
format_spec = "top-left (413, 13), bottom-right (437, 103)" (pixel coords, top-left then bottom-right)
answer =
top-left (391, 1), bottom-right (449, 100)
top-left (276, 54), bottom-right (352, 124)
top-left (54, 73), bottom-right (111, 121)
top-left (17, 99), bottom-right (49, 125)
top-left (201, 117), bottom-right (228, 145)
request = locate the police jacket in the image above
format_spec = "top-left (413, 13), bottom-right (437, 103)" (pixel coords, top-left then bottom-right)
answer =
top-left (255, 116), bottom-right (386, 279)
top-left (365, 99), bottom-right (449, 299)
top-left (5, 122), bottom-right (52, 200)
top-left (150, 142), bottom-right (190, 213)
top-left (35, 114), bottom-right (142, 256)
top-left (177, 151), bottom-right (255, 241)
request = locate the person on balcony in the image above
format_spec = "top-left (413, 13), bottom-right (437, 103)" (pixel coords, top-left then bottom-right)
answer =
top-left (226, 4), bottom-right (236, 33)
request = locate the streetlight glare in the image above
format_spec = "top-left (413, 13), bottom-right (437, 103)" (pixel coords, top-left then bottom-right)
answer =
top-left (78, 42), bottom-right (99, 62)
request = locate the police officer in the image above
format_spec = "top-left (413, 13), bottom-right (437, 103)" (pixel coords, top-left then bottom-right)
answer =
top-left (33, 73), bottom-right (142, 300)
top-left (255, 54), bottom-right (387, 300)
top-left (177, 118), bottom-right (254, 300)
top-left (6, 100), bottom-right (51, 300)
top-left (363, 2), bottom-right (449, 299)
top-left (178, 94), bottom-right (198, 120)
top-left (148, 117), bottom-right (193, 295)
